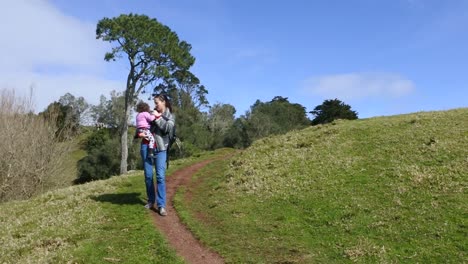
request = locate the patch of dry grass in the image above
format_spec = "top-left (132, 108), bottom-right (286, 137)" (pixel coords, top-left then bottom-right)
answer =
top-left (0, 88), bottom-right (72, 202)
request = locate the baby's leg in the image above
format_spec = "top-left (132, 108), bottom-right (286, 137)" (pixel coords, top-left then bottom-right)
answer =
top-left (141, 129), bottom-right (154, 145)
top-left (148, 133), bottom-right (155, 149)
top-left (140, 129), bottom-right (151, 140)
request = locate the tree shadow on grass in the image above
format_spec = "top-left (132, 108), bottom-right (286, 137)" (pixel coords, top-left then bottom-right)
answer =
top-left (90, 192), bottom-right (144, 206)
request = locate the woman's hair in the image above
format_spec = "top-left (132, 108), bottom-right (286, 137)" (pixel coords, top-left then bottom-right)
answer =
top-left (154, 94), bottom-right (173, 112)
top-left (136, 101), bottom-right (150, 113)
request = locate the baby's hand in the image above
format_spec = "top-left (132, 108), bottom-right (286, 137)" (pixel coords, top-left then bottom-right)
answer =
top-left (152, 110), bottom-right (161, 118)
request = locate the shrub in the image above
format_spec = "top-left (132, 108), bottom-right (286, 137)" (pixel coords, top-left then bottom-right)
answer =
top-left (75, 127), bottom-right (141, 184)
top-left (0, 89), bottom-right (71, 202)
top-left (75, 145), bottom-right (120, 184)
top-left (310, 98), bottom-right (358, 125)
top-left (75, 129), bottom-right (120, 184)
top-left (170, 141), bottom-right (200, 159)
top-left (84, 128), bottom-right (111, 152)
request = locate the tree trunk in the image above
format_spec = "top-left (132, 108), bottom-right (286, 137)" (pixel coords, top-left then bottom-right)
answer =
top-left (120, 103), bottom-right (131, 174)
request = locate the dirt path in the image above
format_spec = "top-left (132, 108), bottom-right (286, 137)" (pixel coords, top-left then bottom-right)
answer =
top-left (150, 158), bottom-right (225, 264)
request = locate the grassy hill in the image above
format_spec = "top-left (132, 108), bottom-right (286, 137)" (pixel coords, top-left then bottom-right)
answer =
top-left (0, 149), bottom-right (232, 264)
top-left (1, 109), bottom-right (465, 263)
top-left (176, 108), bottom-right (467, 263)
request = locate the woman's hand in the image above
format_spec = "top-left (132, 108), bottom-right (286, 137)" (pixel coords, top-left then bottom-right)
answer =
top-left (152, 109), bottom-right (162, 118)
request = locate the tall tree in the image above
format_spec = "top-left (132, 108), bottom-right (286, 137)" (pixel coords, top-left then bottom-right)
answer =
top-left (58, 93), bottom-right (89, 124)
top-left (170, 70), bottom-right (209, 110)
top-left (163, 70), bottom-right (209, 152)
top-left (208, 103), bottom-right (236, 134)
top-left (245, 97), bottom-right (310, 140)
top-left (39, 101), bottom-right (79, 139)
top-left (90, 91), bottom-right (126, 130)
top-left (310, 98), bottom-right (358, 125)
top-left (223, 117), bottom-right (250, 148)
top-left (96, 14), bottom-right (197, 174)
top-left (207, 103), bottom-right (236, 149)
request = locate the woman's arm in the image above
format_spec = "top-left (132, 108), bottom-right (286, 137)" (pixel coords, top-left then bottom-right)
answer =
top-left (153, 111), bottom-right (174, 134)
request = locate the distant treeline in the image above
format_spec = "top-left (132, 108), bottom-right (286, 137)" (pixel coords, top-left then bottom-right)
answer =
top-left (0, 86), bottom-right (359, 201)
top-left (37, 91), bottom-right (358, 184)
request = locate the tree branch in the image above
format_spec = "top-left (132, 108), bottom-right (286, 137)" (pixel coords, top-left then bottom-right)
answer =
top-left (117, 38), bottom-right (130, 54)
top-left (134, 52), bottom-right (148, 68)
top-left (136, 77), bottom-right (157, 94)
top-left (134, 61), bottom-right (149, 81)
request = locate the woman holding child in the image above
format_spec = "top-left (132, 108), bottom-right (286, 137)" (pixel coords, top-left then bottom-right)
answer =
top-left (137, 94), bottom-right (175, 216)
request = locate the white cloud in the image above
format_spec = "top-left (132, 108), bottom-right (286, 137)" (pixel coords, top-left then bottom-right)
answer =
top-left (303, 72), bottom-right (415, 101)
top-left (0, 0), bottom-right (107, 71)
top-left (0, 0), bottom-right (125, 111)
top-left (3, 72), bottom-right (123, 111)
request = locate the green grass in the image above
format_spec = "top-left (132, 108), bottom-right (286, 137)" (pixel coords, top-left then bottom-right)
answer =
top-left (175, 108), bottom-right (468, 263)
top-left (0, 148), bottom-right (233, 263)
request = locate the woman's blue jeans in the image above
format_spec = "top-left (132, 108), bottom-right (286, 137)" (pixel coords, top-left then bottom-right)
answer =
top-left (140, 143), bottom-right (167, 208)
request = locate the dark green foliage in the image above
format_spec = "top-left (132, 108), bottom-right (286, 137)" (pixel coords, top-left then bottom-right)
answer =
top-left (39, 93), bottom-right (89, 140)
top-left (165, 70), bottom-right (209, 109)
top-left (171, 102), bottom-right (237, 152)
top-left (163, 76), bottom-right (210, 154)
top-left (177, 121), bottom-right (211, 153)
top-left (97, 14), bottom-right (195, 74)
top-left (223, 118), bottom-right (250, 148)
top-left (96, 13), bottom-right (197, 111)
top-left (39, 101), bottom-right (80, 140)
top-left (97, 13), bottom-right (200, 174)
top-left (58, 93), bottom-right (89, 124)
top-left (310, 98), bottom-right (358, 125)
top-left (127, 131), bottom-right (143, 171)
top-left (75, 128), bottom-right (141, 184)
top-left (83, 129), bottom-right (112, 152)
top-left (171, 141), bottom-right (200, 158)
top-left (207, 103), bottom-right (236, 149)
top-left (75, 142), bottom-right (120, 184)
top-left (185, 97), bottom-right (313, 149)
top-left (239, 96), bottom-right (310, 146)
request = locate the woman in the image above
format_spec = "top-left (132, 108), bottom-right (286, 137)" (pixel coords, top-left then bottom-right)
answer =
top-left (140, 94), bottom-right (175, 216)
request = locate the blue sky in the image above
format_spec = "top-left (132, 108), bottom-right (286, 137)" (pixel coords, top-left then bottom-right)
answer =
top-left (1, 0), bottom-right (467, 118)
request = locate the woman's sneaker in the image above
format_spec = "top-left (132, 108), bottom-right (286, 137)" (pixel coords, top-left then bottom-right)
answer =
top-left (144, 203), bottom-right (153, 209)
top-left (158, 207), bottom-right (167, 216)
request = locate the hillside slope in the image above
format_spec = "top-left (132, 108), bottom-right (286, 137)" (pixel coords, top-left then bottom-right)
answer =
top-left (179, 108), bottom-right (467, 263)
top-left (0, 150), bottom-right (232, 264)
top-left (229, 108), bottom-right (466, 197)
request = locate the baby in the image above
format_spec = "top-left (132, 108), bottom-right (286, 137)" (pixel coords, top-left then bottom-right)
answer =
top-left (135, 101), bottom-right (158, 158)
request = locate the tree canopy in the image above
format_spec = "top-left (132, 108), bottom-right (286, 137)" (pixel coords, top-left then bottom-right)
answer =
top-left (90, 91), bottom-right (126, 130)
top-left (96, 13), bottom-right (201, 174)
top-left (246, 96), bottom-right (310, 138)
top-left (96, 14), bottom-right (195, 90)
top-left (58, 93), bottom-right (89, 124)
top-left (222, 97), bottom-right (311, 148)
top-left (310, 99), bottom-right (358, 125)
top-left (39, 101), bottom-right (80, 139)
